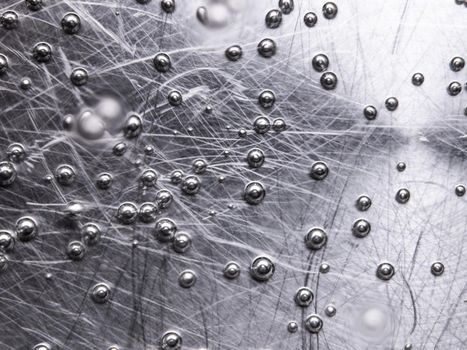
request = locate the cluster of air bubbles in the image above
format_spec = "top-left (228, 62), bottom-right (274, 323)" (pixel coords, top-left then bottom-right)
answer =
top-left (305, 314), bottom-right (323, 333)
top-left (376, 262), bottom-right (395, 281)
top-left (396, 161), bottom-right (406, 172)
top-left (225, 45), bottom-right (242, 61)
top-left (257, 38), bottom-right (276, 58)
top-left (447, 81), bottom-right (462, 96)
top-left (356, 195), bottom-right (372, 211)
top-left (55, 164), bottom-right (76, 186)
top-left (304, 227), bottom-right (327, 250)
top-left (246, 148), bottom-right (265, 168)
top-left (310, 161), bottom-right (329, 180)
top-left (322, 2), bottom-right (338, 19)
top-left (412, 72), bottom-right (424, 86)
top-left (116, 202), bottom-right (139, 224)
top-left (312, 53), bottom-right (329, 72)
top-left (294, 287), bottom-right (314, 307)
top-left (26, 0), bottom-right (43, 11)
top-left (250, 256), bottom-right (275, 281)
top-left (455, 184), bottom-right (465, 197)
top-left (70, 67), bottom-right (88, 86)
top-left (1, 10), bottom-right (19, 29)
top-left (178, 269), bottom-right (197, 288)
top-left (243, 181), bottom-right (266, 205)
top-left (352, 219), bottom-right (371, 238)
top-left (223, 261), bottom-right (241, 279)
top-left (258, 90), bottom-right (275, 108)
top-left (91, 282), bottom-right (111, 304)
top-left (160, 331), bottom-right (182, 350)
top-left (167, 90), bottom-right (183, 106)
top-left (181, 175), bottom-right (201, 195)
top-left (160, 0), bottom-right (176, 13)
top-left (395, 188), bottom-right (410, 204)
top-left (0, 54), bottom-right (8, 74)
top-left (67, 241), bottom-right (85, 261)
top-left (385, 97), bottom-right (399, 111)
top-left (320, 72), bottom-right (338, 90)
top-left (153, 52), bottom-right (171, 72)
top-left (431, 261), bottom-right (444, 276)
top-left (61, 12), bottom-right (81, 34)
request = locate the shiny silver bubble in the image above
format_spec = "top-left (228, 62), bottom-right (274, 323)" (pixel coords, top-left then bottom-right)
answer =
top-left (238, 128), bottom-right (247, 137)
top-left (0, 161), bottom-right (16, 186)
top-left (320, 72), bottom-right (337, 90)
top-left (305, 314), bottom-right (323, 333)
top-left (32, 42), bottom-right (52, 63)
top-left (253, 116), bottom-right (271, 134)
top-left (55, 164), bottom-right (76, 186)
top-left (303, 12), bottom-right (318, 27)
top-left (7, 143), bottom-right (26, 162)
top-left (287, 321), bottom-right (298, 333)
top-left (160, 331), bottom-right (182, 350)
top-left (192, 159), bottom-right (208, 174)
top-left (116, 202), bottom-right (138, 224)
top-left (396, 161), bottom-right (406, 172)
top-left (181, 175), bottom-right (201, 195)
top-left (356, 195), bottom-right (371, 211)
top-left (395, 188), bottom-right (410, 204)
top-left (167, 90), bottom-right (182, 106)
top-left (170, 169), bottom-right (184, 184)
top-left (62, 114), bottom-right (74, 131)
top-left (322, 2), bottom-right (338, 19)
top-left (123, 113), bottom-right (143, 138)
top-left (223, 261), bottom-right (241, 279)
top-left (26, 0), bottom-right (43, 11)
top-left (178, 269), bottom-right (197, 288)
top-left (352, 219), bottom-right (371, 238)
top-left (0, 231), bottom-right (15, 252)
top-left (320, 262), bottom-right (330, 273)
top-left (385, 97), bottom-right (399, 111)
top-left (250, 256), bottom-right (275, 282)
top-left (155, 189), bottom-right (173, 209)
top-left (1, 10), bottom-right (19, 29)
top-left (154, 218), bottom-right (177, 242)
top-left (140, 168), bottom-right (158, 187)
top-left (431, 261), bottom-right (444, 276)
top-left (247, 148), bottom-right (265, 168)
top-left (294, 287), bottom-right (314, 307)
top-left (61, 12), bottom-right (81, 34)
top-left (363, 105), bottom-right (377, 120)
top-left (450, 56), bottom-right (465, 72)
top-left (113, 142), bottom-right (127, 156)
top-left (96, 172), bottom-right (113, 189)
top-left (310, 161), bottom-right (328, 180)
top-left (312, 53), bottom-right (329, 72)
top-left (70, 67), bottom-right (88, 86)
top-left (279, 0), bottom-right (294, 14)
top-left (77, 110), bottom-right (105, 140)
top-left (81, 223), bottom-right (101, 246)
top-left (20, 77), bottom-right (32, 90)
top-left (139, 202), bottom-right (157, 223)
top-left (455, 184), bottom-right (466, 197)
top-left (32, 343), bottom-right (51, 350)
top-left (91, 282), bottom-right (111, 304)
top-left (153, 52), bottom-right (171, 72)
top-left (66, 240), bottom-right (85, 261)
top-left (172, 232), bottom-right (191, 253)
top-left (411, 72), bottom-right (424, 86)
top-left (258, 90), bottom-right (275, 108)
top-left (257, 38), bottom-right (276, 58)
top-left (243, 181), bottom-right (266, 205)
top-left (304, 227), bottom-right (327, 250)
top-left (161, 0), bottom-right (176, 13)
top-left (0, 253), bottom-right (7, 272)
top-left (16, 216), bottom-right (38, 242)
top-left (272, 118), bottom-right (286, 132)
top-left (225, 45), bottom-right (242, 61)
top-left (325, 304), bottom-right (337, 317)
top-left (0, 54), bottom-right (8, 74)
top-left (265, 9), bottom-right (282, 28)
top-left (448, 81), bottom-right (462, 96)
top-left (64, 201), bottom-right (83, 218)
top-left (376, 262), bottom-right (395, 281)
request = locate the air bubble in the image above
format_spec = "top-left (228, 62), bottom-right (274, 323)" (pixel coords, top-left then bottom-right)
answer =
top-left (310, 161), bottom-right (328, 180)
top-left (272, 118), bottom-right (286, 132)
top-left (320, 262), bottom-right (330, 273)
top-left (243, 181), bottom-right (266, 205)
top-left (139, 202), bottom-right (157, 223)
top-left (167, 90), bottom-right (182, 106)
top-left (123, 113), bottom-right (143, 138)
top-left (325, 304), bottom-right (337, 317)
top-left (20, 77), bottom-right (31, 90)
top-left (55, 164), bottom-right (76, 186)
top-left (67, 241), bottom-right (85, 261)
top-left (153, 53), bottom-right (171, 72)
top-left (450, 56), bottom-right (465, 72)
top-left (395, 188), bottom-right (410, 204)
top-left (16, 216), bottom-right (38, 242)
top-left (32, 343), bottom-right (51, 350)
top-left (225, 45), bottom-right (242, 61)
top-left (448, 81), bottom-right (462, 96)
top-left (0, 231), bottom-right (15, 252)
top-left (0, 54), bottom-right (8, 74)
top-left (26, 0), bottom-right (43, 11)
top-left (320, 72), bottom-right (337, 90)
top-left (356, 195), bottom-right (371, 211)
top-left (140, 168), bottom-right (158, 187)
top-left (223, 261), bottom-right (240, 279)
top-left (363, 105), bottom-right (377, 120)
top-left (91, 282), bottom-right (111, 304)
top-left (161, 0), bottom-right (176, 13)
top-left (61, 12), bottom-right (81, 34)
top-left (113, 142), bottom-right (127, 156)
top-left (294, 287), bottom-right (314, 307)
top-left (253, 116), bottom-right (271, 134)
top-left (258, 90), bottom-right (275, 108)
top-left (81, 223), bottom-right (101, 245)
top-left (312, 54), bottom-right (329, 72)
top-left (192, 159), bottom-right (208, 174)
top-left (352, 219), bottom-right (371, 238)
top-left (305, 314), bottom-right (323, 333)
top-left (279, 0), bottom-right (294, 14)
top-left (396, 162), bottom-right (406, 172)
top-left (322, 2), bottom-right (338, 19)
top-left (1, 11), bottom-right (19, 29)
top-left (170, 169), bottom-right (184, 184)
top-left (431, 261), bottom-right (444, 276)
top-left (246, 148), bottom-right (265, 168)
top-left (250, 256), bottom-right (275, 281)
top-left (97, 173), bottom-right (113, 189)
top-left (172, 232), bottom-right (191, 253)
top-left (70, 67), bottom-right (88, 86)
top-left (411, 73), bottom-right (424, 86)
top-left (181, 175), bottom-right (201, 195)
top-left (154, 218), bottom-right (177, 242)
top-left (257, 38), bottom-right (276, 58)
top-left (265, 9), bottom-right (282, 28)
top-left (156, 189), bottom-right (173, 209)
top-left (304, 227), bottom-right (327, 250)
top-left (32, 42), bottom-right (52, 63)
top-left (376, 262), bottom-right (395, 281)
top-left (160, 331), bottom-right (182, 350)
top-left (287, 321), bottom-right (298, 333)
top-left (455, 184), bottom-right (465, 197)
top-left (385, 97), bottom-right (398, 111)
top-left (178, 269), bottom-right (197, 288)
top-left (116, 202), bottom-right (138, 224)
top-left (7, 143), bottom-right (26, 162)
top-left (303, 12), bottom-right (318, 27)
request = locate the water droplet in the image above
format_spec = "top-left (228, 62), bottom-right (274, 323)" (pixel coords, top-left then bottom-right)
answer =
top-left (96, 172), bottom-right (113, 189)
top-left (7, 143), bottom-right (26, 162)
top-left (160, 331), bottom-right (182, 350)
top-left (61, 12), bottom-right (81, 34)
top-left (322, 2), bottom-right (338, 19)
top-left (304, 12), bottom-right (318, 27)
top-left (356, 195), bottom-right (371, 211)
top-left (16, 216), bottom-right (38, 241)
top-left (312, 53), bottom-right (329, 72)
top-left (305, 314), bottom-right (323, 333)
top-left (352, 219), bottom-right (371, 238)
top-left (450, 56), bottom-right (465, 72)
top-left (81, 223), bottom-right (101, 246)
top-left (257, 38), bottom-right (276, 58)
top-left (26, 0), bottom-right (43, 11)
top-left (287, 321), bottom-right (298, 333)
top-left (253, 116), bottom-right (271, 134)
top-left (1, 11), bottom-right (19, 29)
top-left (139, 202), bottom-right (157, 223)
top-left (250, 256), bottom-right (275, 282)
top-left (294, 287), bottom-right (314, 307)
top-left (448, 81), bottom-right (462, 96)
top-left (376, 262), bottom-right (395, 281)
top-left (310, 161), bottom-right (328, 180)
top-left (140, 168), bottom-right (158, 187)
top-left (192, 159), bottom-right (208, 174)
top-left (246, 148), bottom-right (265, 168)
top-left (116, 202), bottom-right (138, 224)
top-left (172, 232), bottom-right (191, 253)
top-left (258, 89), bottom-right (275, 108)
top-left (320, 72), bottom-right (337, 90)
top-left (243, 181), bottom-right (266, 205)
top-left (32, 42), bottom-right (52, 63)
top-left (0, 54), bottom-right (8, 74)
top-left (385, 97), bottom-right (398, 111)
top-left (123, 113), bottom-right (143, 138)
top-left (161, 0), bottom-right (176, 13)
top-left (304, 227), bottom-right (327, 250)
top-left (223, 261), bottom-right (240, 279)
top-left (55, 164), bottom-right (76, 186)
top-left (363, 105), bottom-right (377, 120)
top-left (70, 67), bottom-right (88, 86)
top-left (431, 261), bottom-right (444, 276)
top-left (279, 0), bottom-right (294, 14)
top-left (0, 231), bottom-right (15, 252)
top-left (91, 282), bottom-right (111, 304)
top-left (455, 184), bottom-right (465, 197)
top-left (154, 218), bottom-right (177, 242)
top-left (178, 269), bottom-right (197, 288)
top-left (395, 188), bottom-right (410, 204)
top-left (325, 304), bottom-right (337, 317)
top-left (113, 142), bottom-right (127, 156)
top-left (181, 175), bottom-right (201, 195)
top-left (265, 9), bottom-right (282, 28)
top-left (412, 72), bottom-right (424, 86)
top-left (153, 52), bottom-right (171, 72)
top-left (66, 240), bottom-right (85, 261)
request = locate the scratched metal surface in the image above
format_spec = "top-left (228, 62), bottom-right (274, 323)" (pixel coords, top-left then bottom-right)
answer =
top-left (1, 0), bottom-right (467, 349)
